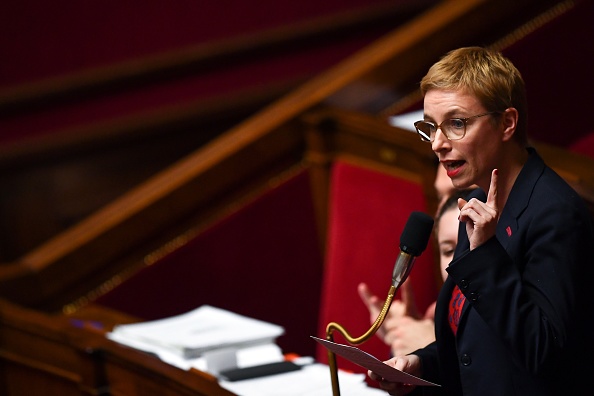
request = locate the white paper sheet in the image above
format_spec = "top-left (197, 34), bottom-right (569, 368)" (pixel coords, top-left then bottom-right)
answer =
top-left (219, 363), bottom-right (387, 396)
top-left (388, 109), bottom-right (423, 132)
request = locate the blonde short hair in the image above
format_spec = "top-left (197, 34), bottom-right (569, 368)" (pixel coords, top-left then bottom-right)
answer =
top-left (420, 47), bottom-right (528, 145)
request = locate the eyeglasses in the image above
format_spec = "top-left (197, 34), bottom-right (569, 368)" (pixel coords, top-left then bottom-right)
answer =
top-left (414, 112), bottom-right (498, 142)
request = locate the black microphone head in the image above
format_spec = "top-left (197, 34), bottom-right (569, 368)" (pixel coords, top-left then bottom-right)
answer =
top-left (399, 211), bottom-right (434, 256)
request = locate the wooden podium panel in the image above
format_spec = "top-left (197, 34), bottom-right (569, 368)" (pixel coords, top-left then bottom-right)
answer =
top-left (0, 298), bottom-right (106, 396)
top-left (99, 346), bottom-right (236, 396)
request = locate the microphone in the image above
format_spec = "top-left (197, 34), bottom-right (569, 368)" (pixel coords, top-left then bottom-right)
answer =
top-left (323, 211), bottom-right (434, 396)
top-left (391, 211), bottom-right (434, 288)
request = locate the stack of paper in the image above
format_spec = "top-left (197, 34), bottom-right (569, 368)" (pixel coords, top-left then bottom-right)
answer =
top-left (107, 305), bottom-right (285, 372)
top-left (107, 305), bottom-right (392, 394)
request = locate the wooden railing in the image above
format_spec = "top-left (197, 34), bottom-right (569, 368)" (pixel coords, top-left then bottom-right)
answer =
top-left (0, 1), bottom-right (434, 262)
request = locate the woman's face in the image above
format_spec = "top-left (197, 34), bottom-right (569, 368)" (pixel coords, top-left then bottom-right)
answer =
top-left (424, 89), bottom-right (502, 192)
top-left (437, 206), bottom-right (460, 281)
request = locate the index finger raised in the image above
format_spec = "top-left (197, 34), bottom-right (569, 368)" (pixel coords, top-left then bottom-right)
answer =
top-left (486, 169), bottom-right (498, 210)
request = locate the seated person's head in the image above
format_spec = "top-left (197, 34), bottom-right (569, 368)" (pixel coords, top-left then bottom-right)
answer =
top-left (435, 189), bottom-right (476, 281)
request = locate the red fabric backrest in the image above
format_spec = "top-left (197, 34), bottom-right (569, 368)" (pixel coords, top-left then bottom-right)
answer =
top-left (316, 161), bottom-right (438, 375)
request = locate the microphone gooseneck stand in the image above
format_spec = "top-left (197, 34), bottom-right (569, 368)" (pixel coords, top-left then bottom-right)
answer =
top-left (325, 249), bottom-right (416, 396)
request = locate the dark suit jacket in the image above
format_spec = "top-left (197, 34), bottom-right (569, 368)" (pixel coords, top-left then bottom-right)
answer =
top-left (415, 148), bottom-right (594, 396)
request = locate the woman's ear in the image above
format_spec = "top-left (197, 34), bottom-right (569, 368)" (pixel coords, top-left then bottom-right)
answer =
top-left (501, 107), bottom-right (518, 142)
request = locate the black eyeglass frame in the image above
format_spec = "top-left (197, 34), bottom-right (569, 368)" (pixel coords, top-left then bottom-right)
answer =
top-left (413, 111), bottom-right (499, 142)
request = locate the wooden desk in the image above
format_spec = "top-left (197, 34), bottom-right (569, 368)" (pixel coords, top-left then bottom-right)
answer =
top-left (0, 299), bottom-right (237, 396)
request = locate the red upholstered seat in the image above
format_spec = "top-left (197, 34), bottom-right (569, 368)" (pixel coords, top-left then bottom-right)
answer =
top-left (315, 161), bottom-right (439, 377)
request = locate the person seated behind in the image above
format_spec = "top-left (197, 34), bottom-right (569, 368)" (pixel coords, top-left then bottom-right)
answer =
top-left (358, 188), bottom-right (474, 357)
top-left (434, 163), bottom-right (457, 211)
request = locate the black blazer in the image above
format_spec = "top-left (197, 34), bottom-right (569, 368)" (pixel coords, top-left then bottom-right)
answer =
top-left (415, 148), bottom-right (594, 396)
